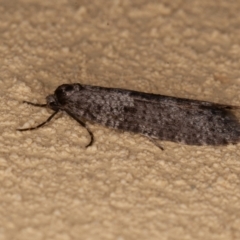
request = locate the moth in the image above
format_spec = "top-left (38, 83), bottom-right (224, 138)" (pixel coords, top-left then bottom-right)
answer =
top-left (17, 83), bottom-right (240, 149)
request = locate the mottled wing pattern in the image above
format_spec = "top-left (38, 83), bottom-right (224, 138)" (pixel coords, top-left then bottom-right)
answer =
top-left (60, 85), bottom-right (240, 146)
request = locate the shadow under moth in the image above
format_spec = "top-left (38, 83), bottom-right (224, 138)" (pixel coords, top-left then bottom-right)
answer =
top-left (18, 83), bottom-right (240, 150)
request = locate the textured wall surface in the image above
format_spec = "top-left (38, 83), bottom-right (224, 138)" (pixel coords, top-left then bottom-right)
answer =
top-left (1, 0), bottom-right (240, 239)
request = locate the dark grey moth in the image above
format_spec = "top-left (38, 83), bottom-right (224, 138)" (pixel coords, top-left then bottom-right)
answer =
top-left (18, 83), bottom-right (240, 149)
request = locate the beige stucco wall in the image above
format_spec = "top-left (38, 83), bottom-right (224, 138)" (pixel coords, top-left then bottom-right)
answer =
top-left (1, 0), bottom-right (240, 239)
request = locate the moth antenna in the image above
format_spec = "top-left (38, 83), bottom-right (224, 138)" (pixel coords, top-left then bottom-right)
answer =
top-left (17, 110), bottom-right (59, 131)
top-left (23, 101), bottom-right (47, 108)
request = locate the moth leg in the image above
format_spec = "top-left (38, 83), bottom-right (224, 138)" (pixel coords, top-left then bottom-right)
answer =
top-left (17, 110), bottom-right (59, 131)
top-left (83, 125), bottom-right (94, 148)
top-left (147, 137), bottom-right (164, 150)
top-left (65, 110), bottom-right (94, 148)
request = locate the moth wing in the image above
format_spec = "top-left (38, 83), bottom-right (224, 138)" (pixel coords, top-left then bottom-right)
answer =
top-left (85, 85), bottom-right (240, 110)
top-left (85, 85), bottom-right (240, 121)
top-left (129, 91), bottom-right (240, 110)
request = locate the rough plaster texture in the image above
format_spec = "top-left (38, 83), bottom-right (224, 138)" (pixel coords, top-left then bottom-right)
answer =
top-left (1, 0), bottom-right (240, 239)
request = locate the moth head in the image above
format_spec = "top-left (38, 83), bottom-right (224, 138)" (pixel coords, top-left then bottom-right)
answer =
top-left (46, 95), bottom-right (59, 111)
top-left (53, 84), bottom-right (83, 105)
